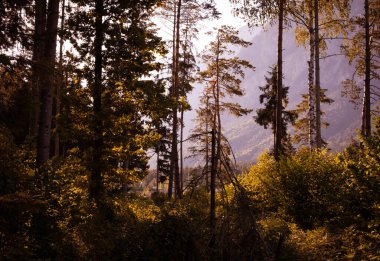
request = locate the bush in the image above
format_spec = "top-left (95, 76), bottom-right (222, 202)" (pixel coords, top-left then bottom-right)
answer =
top-left (242, 149), bottom-right (345, 229)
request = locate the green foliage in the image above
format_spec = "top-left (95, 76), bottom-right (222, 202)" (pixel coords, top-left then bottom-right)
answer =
top-left (0, 65), bottom-right (31, 144)
top-left (1, 1), bottom-right (380, 260)
top-left (255, 65), bottom-right (297, 155)
top-left (243, 149), bottom-right (346, 229)
top-left (292, 89), bottom-right (334, 147)
top-left (0, 127), bottom-right (29, 195)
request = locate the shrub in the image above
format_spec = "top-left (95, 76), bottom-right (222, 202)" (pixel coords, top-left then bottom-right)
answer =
top-left (242, 149), bottom-right (345, 229)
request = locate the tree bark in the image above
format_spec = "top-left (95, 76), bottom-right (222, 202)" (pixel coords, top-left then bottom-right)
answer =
top-left (274, 0), bottom-right (284, 161)
top-left (36, 0), bottom-right (60, 168)
top-left (205, 95), bottom-right (209, 189)
top-left (215, 33), bottom-right (221, 178)
top-left (308, 2), bottom-right (316, 149)
top-left (314, 0), bottom-right (322, 147)
top-left (54, 0), bottom-right (65, 157)
top-left (30, 0), bottom-right (47, 137)
top-left (209, 128), bottom-right (216, 252)
top-left (363, 0), bottom-right (371, 137)
top-left (172, 0), bottom-right (182, 198)
top-left (168, 0), bottom-right (177, 198)
top-left (89, 0), bottom-right (104, 201)
top-left (180, 105), bottom-right (184, 192)
top-left (156, 146), bottom-right (159, 192)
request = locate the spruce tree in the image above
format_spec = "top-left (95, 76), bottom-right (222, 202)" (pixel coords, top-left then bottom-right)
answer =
top-left (255, 66), bottom-right (297, 155)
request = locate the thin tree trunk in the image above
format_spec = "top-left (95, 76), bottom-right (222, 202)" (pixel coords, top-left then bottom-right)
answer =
top-left (274, 0), bottom-right (284, 161)
top-left (215, 33), bottom-right (221, 177)
top-left (209, 128), bottom-right (216, 253)
top-left (205, 95), bottom-right (209, 189)
top-left (314, 0), bottom-right (322, 147)
top-left (36, 0), bottom-right (60, 168)
top-left (156, 146), bottom-right (159, 192)
top-left (363, 0), bottom-right (371, 137)
top-left (168, 0), bottom-right (177, 198)
top-left (308, 2), bottom-right (316, 149)
top-left (89, 0), bottom-right (104, 201)
top-left (361, 94), bottom-right (366, 136)
top-left (180, 106), bottom-right (184, 192)
top-left (54, 0), bottom-right (65, 157)
top-left (30, 0), bottom-right (47, 137)
top-left (172, 0), bottom-right (182, 198)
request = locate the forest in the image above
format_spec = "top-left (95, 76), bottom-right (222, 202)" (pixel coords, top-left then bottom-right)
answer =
top-left (0, 0), bottom-right (379, 260)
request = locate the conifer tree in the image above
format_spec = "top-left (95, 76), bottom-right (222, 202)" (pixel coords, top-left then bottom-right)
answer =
top-left (197, 25), bottom-right (254, 176)
top-left (255, 66), bottom-right (297, 155)
top-left (156, 0), bottom-right (217, 198)
top-left (67, 0), bottom-right (167, 202)
top-left (231, 0), bottom-right (286, 159)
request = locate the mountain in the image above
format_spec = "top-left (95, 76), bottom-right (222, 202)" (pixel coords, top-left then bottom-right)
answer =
top-left (221, 24), bottom-right (362, 163)
top-left (184, 24), bottom-right (362, 166)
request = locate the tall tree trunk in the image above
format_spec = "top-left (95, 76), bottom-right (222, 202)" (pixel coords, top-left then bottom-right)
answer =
top-left (168, 0), bottom-right (177, 198)
top-left (54, 0), bottom-right (65, 157)
top-left (215, 33), bottom-right (221, 178)
top-left (89, 0), bottom-right (104, 201)
top-left (274, 0), bottom-right (284, 161)
top-left (363, 0), bottom-right (371, 137)
top-left (156, 146), bottom-right (159, 193)
top-left (314, 0), bottom-right (322, 147)
top-left (205, 95), bottom-right (209, 189)
top-left (36, 0), bottom-right (60, 168)
top-left (180, 106), bottom-right (184, 192)
top-left (308, 3), bottom-right (316, 149)
top-left (172, 0), bottom-right (182, 198)
top-left (209, 128), bottom-right (216, 250)
top-left (30, 0), bottom-right (47, 137)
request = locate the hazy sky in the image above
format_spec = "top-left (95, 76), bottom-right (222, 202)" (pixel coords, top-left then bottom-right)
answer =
top-left (194, 0), bottom-right (246, 51)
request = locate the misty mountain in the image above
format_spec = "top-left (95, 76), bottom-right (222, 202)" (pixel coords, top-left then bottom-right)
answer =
top-left (220, 24), bottom-right (361, 163)
top-left (183, 23), bottom-right (364, 166)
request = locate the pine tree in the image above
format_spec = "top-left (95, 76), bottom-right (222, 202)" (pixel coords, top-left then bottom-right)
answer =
top-left (231, 0), bottom-right (288, 159)
top-left (188, 89), bottom-right (214, 187)
top-left (67, 0), bottom-right (167, 202)
top-left (155, 0), bottom-right (217, 198)
top-left (197, 25), bottom-right (254, 178)
top-left (255, 66), bottom-right (297, 155)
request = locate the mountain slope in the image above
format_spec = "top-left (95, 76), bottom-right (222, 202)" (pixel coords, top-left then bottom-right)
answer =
top-left (220, 25), bottom-right (361, 163)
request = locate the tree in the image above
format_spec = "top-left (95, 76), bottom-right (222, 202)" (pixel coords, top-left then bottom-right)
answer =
top-left (287, 0), bottom-right (350, 148)
top-left (36, 0), bottom-right (60, 168)
top-left (231, 0), bottom-right (287, 159)
top-left (67, 0), bottom-right (167, 203)
top-left (30, 0), bottom-right (47, 137)
top-left (255, 66), bottom-right (297, 155)
top-left (292, 89), bottom-right (334, 146)
top-left (197, 25), bottom-right (254, 178)
top-left (188, 88), bottom-right (214, 188)
top-left (89, 0), bottom-right (104, 201)
top-left (342, 0), bottom-right (380, 137)
top-left (156, 0), bottom-right (217, 198)
top-left (275, 0), bottom-right (285, 160)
